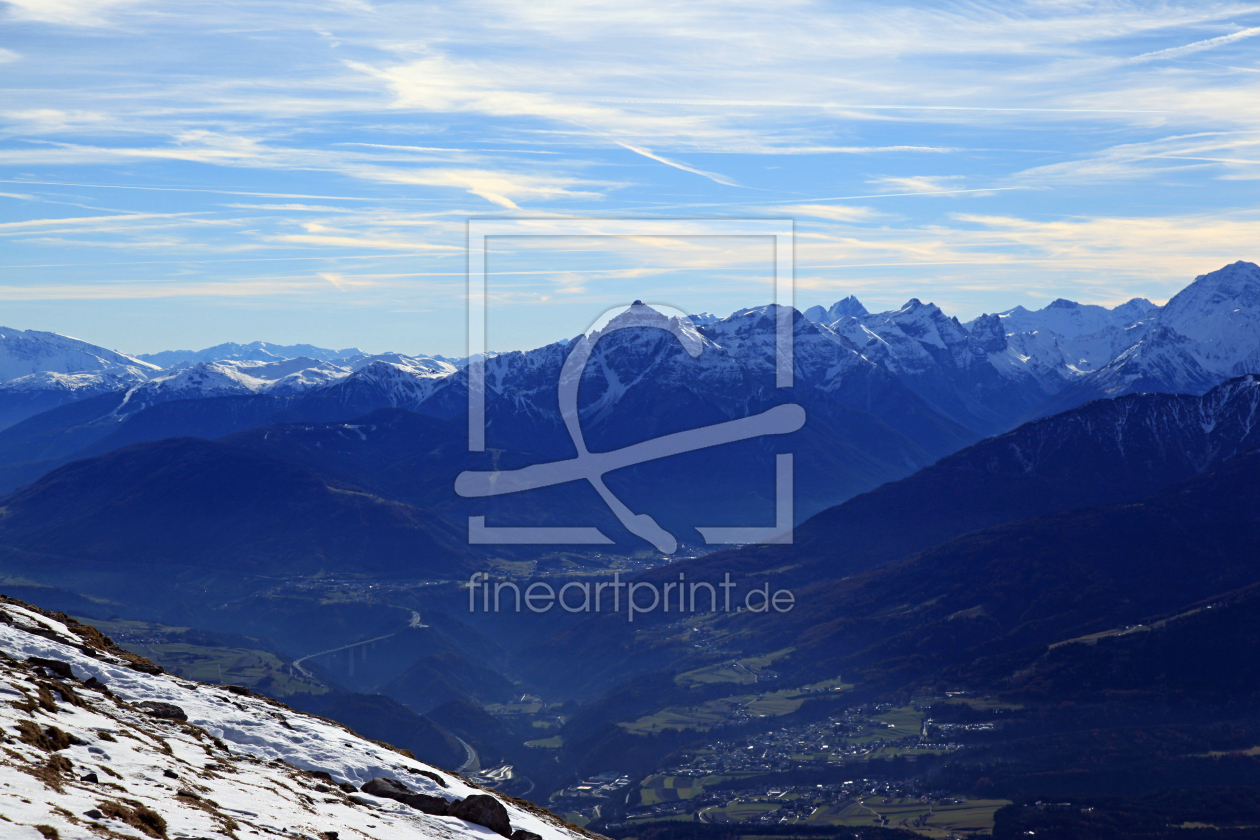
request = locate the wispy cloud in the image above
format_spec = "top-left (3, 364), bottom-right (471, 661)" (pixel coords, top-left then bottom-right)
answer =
top-left (865, 175), bottom-right (966, 193)
top-left (4, 0), bottom-right (1260, 353)
top-left (0, 212), bottom-right (211, 234)
top-left (770, 204), bottom-right (879, 222)
top-left (2, 0), bottom-right (147, 26)
top-left (318, 272), bottom-right (348, 290)
top-left (270, 222), bottom-right (464, 251)
top-left (615, 142), bottom-right (740, 186)
top-left (1127, 26), bottom-right (1260, 64)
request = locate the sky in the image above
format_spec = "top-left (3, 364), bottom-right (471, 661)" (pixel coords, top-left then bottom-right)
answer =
top-left (1, 0), bottom-right (1259, 357)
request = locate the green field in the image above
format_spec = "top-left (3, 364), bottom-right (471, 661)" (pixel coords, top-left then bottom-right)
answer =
top-left (932, 696), bottom-right (1023, 712)
top-left (701, 800), bottom-right (784, 822)
top-left (525, 735), bottom-right (564, 748)
top-left (808, 796), bottom-right (1010, 836)
top-left (620, 685), bottom-right (827, 735)
top-left (870, 706), bottom-right (924, 737)
top-left (486, 700), bottom-right (544, 714)
top-left (674, 649), bottom-right (795, 688)
top-left (626, 812), bottom-right (695, 824)
top-left (75, 616), bottom-right (323, 697)
top-left (639, 774), bottom-right (742, 806)
top-left (620, 695), bottom-right (752, 733)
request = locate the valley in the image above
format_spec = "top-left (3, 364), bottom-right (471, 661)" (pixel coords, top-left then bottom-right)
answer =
top-left (5, 262), bottom-right (1260, 838)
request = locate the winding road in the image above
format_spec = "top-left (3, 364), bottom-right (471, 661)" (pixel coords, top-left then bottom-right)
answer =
top-left (291, 611), bottom-right (427, 679)
top-left (454, 736), bottom-right (479, 773)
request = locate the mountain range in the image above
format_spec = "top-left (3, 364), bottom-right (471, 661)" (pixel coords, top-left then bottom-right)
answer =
top-left (4, 262), bottom-right (1260, 831)
top-left (0, 261), bottom-right (1257, 553)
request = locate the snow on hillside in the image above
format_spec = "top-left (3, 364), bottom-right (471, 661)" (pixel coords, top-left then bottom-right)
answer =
top-left (1038, 261), bottom-right (1260, 413)
top-left (0, 596), bottom-right (590, 840)
top-left (140, 359), bottom-right (353, 399)
top-left (349, 354), bottom-right (457, 379)
top-left (0, 328), bottom-right (158, 385)
top-left (109, 355), bottom-right (457, 414)
top-left (0, 371), bottom-right (144, 399)
top-left (0, 330), bottom-right (164, 429)
top-left (984, 297), bottom-right (1158, 340)
top-left (1157, 260), bottom-right (1260, 376)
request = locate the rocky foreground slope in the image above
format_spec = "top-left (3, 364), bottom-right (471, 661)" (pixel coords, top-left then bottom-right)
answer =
top-left (0, 596), bottom-right (592, 840)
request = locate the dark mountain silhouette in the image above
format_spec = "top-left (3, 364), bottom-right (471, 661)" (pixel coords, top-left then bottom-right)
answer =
top-left (650, 374), bottom-right (1260, 589)
top-left (381, 651), bottom-right (517, 714)
top-left (0, 437), bottom-right (474, 579)
top-left (527, 378), bottom-right (1260, 695)
top-left (746, 446), bottom-right (1260, 691)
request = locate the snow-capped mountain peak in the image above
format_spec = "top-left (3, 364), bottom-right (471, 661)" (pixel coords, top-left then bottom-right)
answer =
top-left (0, 328), bottom-right (164, 429)
top-left (981, 296), bottom-right (1157, 340)
top-left (804, 295), bottom-right (868, 323)
top-left (1155, 260), bottom-right (1260, 374)
top-left (0, 327), bottom-right (159, 383)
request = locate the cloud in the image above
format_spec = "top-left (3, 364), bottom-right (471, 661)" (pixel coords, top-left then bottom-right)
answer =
top-left (0, 137), bottom-right (608, 210)
top-left (3, 0), bottom-right (147, 26)
top-left (3, 109), bottom-right (105, 133)
top-left (0, 279), bottom-right (335, 300)
top-left (615, 142), bottom-right (739, 186)
top-left (1008, 130), bottom-right (1260, 186)
top-left (0, 48), bottom-right (18, 63)
top-left (319, 272), bottom-right (348, 290)
top-left (772, 204), bottom-right (879, 222)
top-left (1127, 26), bottom-right (1260, 64)
top-left (222, 203), bottom-right (359, 212)
top-left (865, 175), bottom-right (965, 193)
top-left (270, 222), bottom-right (463, 251)
top-left (0, 212), bottom-right (209, 234)
top-left (794, 210), bottom-right (1260, 294)
top-left (352, 165), bottom-right (601, 208)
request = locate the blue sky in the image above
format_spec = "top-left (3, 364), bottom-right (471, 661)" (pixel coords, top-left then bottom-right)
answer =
top-left (1, 0), bottom-right (1259, 357)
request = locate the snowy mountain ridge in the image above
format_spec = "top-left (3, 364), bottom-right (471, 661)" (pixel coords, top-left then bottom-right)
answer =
top-left (975, 373), bottom-right (1260, 479)
top-left (138, 341), bottom-right (365, 368)
top-left (0, 595), bottom-right (589, 840)
top-left (0, 327), bottom-right (159, 384)
top-left (1034, 262), bottom-right (1260, 416)
top-left (1, 261), bottom-right (1258, 438)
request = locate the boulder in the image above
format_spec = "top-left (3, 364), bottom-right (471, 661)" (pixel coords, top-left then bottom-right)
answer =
top-left (83, 677), bottom-right (110, 694)
top-left (512, 830), bottom-right (542, 840)
top-left (448, 794), bottom-right (512, 837)
top-left (361, 777), bottom-right (413, 801)
top-left (400, 793), bottom-right (450, 815)
top-left (135, 701), bottom-right (187, 721)
top-left (27, 656), bottom-right (73, 680)
top-left (360, 776), bottom-right (451, 816)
